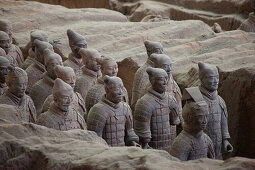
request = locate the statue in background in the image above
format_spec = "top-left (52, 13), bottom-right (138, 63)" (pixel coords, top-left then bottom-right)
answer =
top-left (131, 40), bottom-right (163, 111)
top-left (29, 49), bottom-right (62, 116)
top-left (64, 29), bottom-right (87, 76)
top-left (74, 48), bottom-right (101, 101)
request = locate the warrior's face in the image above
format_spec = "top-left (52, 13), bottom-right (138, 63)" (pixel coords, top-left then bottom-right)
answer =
top-left (60, 72), bottom-right (76, 89)
top-left (201, 73), bottom-right (219, 92)
top-left (102, 60), bottom-right (118, 77)
top-left (46, 59), bottom-right (63, 80)
top-left (106, 80), bottom-right (124, 104)
top-left (87, 57), bottom-right (101, 72)
top-left (55, 92), bottom-right (73, 112)
top-left (0, 66), bottom-right (9, 84)
top-left (8, 77), bottom-right (28, 98)
top-left (193, 114), bottom-right (208, 131)
top-left (157, 59), bottom-right (172, 78)
top-left (151, 75), bottom-right (168, 94)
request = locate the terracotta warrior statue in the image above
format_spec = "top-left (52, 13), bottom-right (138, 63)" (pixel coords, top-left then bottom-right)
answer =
top-left (29, 49), bottom-right (62, 116)
top-left (85, 56), bottom-right (129, 112)
top-left (25, 39), bottom-right (54, 93)
top-left (0, 31), bottom-right (18, 66)
top-left (134, 67), bottom-right (180, 151)
top-left (87, 75), bottom-right (139, 147)
top-left (36, 78), bottom-right (86, 131)
top-left (74, 48), bottom-right (101, 101)
top-left (22, 30), bottom-right (48, 70)
top-left (42, 65), bottom-right (87, 118)
top-left (64, 29), bottom-right (87, 76)
top-left (0, 56), bottom-right (10, 95)
top-left (140, 53), bottom-right (183, 141)
top-left (0, 66), bottom-right (36, 123)
top-left (198, 62), bottom-right (233, 159)
top-left (170, 87), bottom-right (215, 161)
top-left (131, 40), bottom-right (163, 111)
top-left (0, 19), bottom-right (24, 66)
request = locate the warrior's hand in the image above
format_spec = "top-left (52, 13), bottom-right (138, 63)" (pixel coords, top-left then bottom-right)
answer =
top-left (223, 139), bottom-right (233, 153)
top-left (131, 141), bottom-right (141, 148)
top-left (142, 143), bottom-right (152, 149)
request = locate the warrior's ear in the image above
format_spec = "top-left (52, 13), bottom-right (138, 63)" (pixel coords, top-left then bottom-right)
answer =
top-left (103, 75), bottom-right (111, 85)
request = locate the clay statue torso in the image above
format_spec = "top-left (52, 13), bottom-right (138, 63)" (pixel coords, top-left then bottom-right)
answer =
top-left (0, 83), bottom-right (8, 95)
top-left (131, 59), bottom-right (154, 110)
top-left (36, 103), bottom-right (86, 131)
top-left (29, 73), bottom-right (55, 115)
top-left (9, 44), bottom-right (24, 67)
top-left (63, 53), bottom-right (83, 76)
top-left (134, 88), bottom-right (179, 151)
top-left (0, 90), bottom-right (36, 123)
top-left (42, 91), bottom-right (86, 118)
top-left (87, 96), bottom-right (138, 147)
top-left (200, 87), bottom-right (230, 159)
top-left (74, 66), bottom-right (99, 101)
top-left (170, 131), bottom-right (214, 161)
top-left (25, 60), bottom-right (46, 93)
top-left (140, 75), bottom-right (183, 141)
top-left (85, 77), bottom-right (129, 112)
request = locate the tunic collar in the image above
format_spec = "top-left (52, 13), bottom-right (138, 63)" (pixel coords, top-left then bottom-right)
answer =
top-left (148, 87), bottom-right (166, 100)
top-left (102, 95), bottom-right (120, 109)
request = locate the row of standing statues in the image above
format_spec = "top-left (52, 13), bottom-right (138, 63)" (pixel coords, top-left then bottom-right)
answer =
top-left (0, 19), bottom-right (233, 161)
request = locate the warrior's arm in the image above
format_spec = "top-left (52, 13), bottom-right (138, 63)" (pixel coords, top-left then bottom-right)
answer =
top-left (86, 105), bottom-right (106, 137)
top-left (219, 97), bottom-right (230, 139)
top-left (124, 104), bottom-right (139, 145)
top-left (206, 135), bottom-right (216, 159)
top-left (169, 96), bottom-right (180, 125)
top-left (134, 98), bottom-right (152, 144)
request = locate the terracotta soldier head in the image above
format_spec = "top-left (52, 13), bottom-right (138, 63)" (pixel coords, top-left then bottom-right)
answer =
top-left (0, 56), bottom-right (10, 84)
top-left (43, 49), bottom-right (63, 80)
top-left (198, 62), bottom-right (219, 92)
top-left (30, 30), bottom-right (48, 52)
top-left (0, 31), bottom-right (11, 55)
top-left (53, 78), bottom-right (73, 112)
top-left (34, 39), bottom-right (53, 64)
top-left (144, 40), bottom-right (163, 58)
top-left (98, 57), bottom-right (118, 77)
top-left (0, 19), bottom-right (13, 43)
top-left (150, 53), bottom-right (172, 77)
top-left (182, 87), bottom-right (209, 132)
top-left (146, 67), bottom-right (168, 94)
top-left (55, 65), bottom-right (76, 88)
top-left (79, 48), bottom-right (101, 72)
top-left (104, 75), bottom-right (124, 104)
top-left (6, 66), bottom-right (28, 98)
top-left (67, 29), bottom-right (87, 59)
top-left (252, 0), bottom-right (255, 14)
